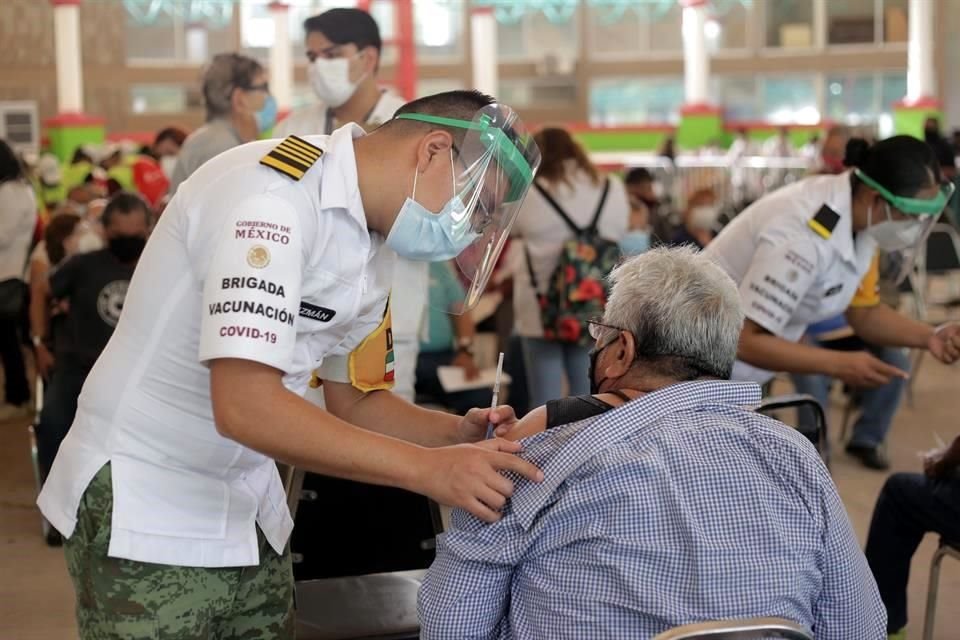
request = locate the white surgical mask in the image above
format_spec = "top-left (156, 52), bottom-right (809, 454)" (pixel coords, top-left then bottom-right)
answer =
top-left (308, 56), bottom-right (366, 108)
top-left (386, 151), bottom-right (478, 261)
top-left (159, 155), bottom-right (178, 178)
top-left (864, 203), bottom-right (925, 252)
top-left (689, 205), bottom-right (719, 230)
top-left (70, 223), bottom-right (104, 256)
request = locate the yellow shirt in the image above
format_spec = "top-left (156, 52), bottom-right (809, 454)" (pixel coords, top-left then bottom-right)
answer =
top-left (849, 254), bottom-right (880, 308)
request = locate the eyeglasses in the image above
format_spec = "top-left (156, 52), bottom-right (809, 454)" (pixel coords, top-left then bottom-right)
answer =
top-left (586, 318), bottom-right (724, 379)
top-left (241, 82), bottom-right (269, 94)
top-left (586, 319), bottom-right (626, 342)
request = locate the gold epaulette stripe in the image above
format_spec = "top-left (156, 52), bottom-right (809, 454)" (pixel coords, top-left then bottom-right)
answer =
top-left (259, 135), bottom-right (323, 181)
top-left (275, 140), bottom-right (319, 165)
top-left (808, 219), bottom-right (831, 239)
top-left (283, 135), bottom-right (323, 159)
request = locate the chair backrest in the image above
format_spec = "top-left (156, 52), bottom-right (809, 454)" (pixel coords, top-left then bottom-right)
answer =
top-left (291, 472), bottom-right (442, 581)
top-left (925, 224), bottom-right (960, 274)
top-left (755, 393), bottom-right (827, 457)
top-left (295, 570), bottom-right (425, 640)
top-left (652, 617), bottom-right (814, 640)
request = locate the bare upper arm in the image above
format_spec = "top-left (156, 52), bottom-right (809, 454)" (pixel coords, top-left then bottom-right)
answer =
top-left (209, 358), bottom-right (285, 434)
top-left (740, 318), bottom-right (774, 339)
top-left (507, 405), bottom-right (548, 441)
top-left (318, 379), bottom-right (367, 421)
top-left (844, 304), bottom-right (873, 328)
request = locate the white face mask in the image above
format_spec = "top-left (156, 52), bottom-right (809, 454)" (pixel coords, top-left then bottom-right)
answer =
top-left (689, 205), bottom-right (719, 230)
top-left (69, 224), bottom-right (104, 256)
top-left (308, 56), bottom-right (366, 108)
top-left (864, 203), bottom-right (925, 252)
top-left (159, 155), bottom-right (178, 178)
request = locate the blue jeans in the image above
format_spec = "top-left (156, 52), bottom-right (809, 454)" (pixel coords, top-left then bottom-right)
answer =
top-left (790, 345), bottom-right (909, 448)
top-left (520, 338), bottom-right (591, 409)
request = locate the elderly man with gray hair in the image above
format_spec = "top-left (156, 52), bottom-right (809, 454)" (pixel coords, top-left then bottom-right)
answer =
top-left (419, 246), bottom-right (885, 639)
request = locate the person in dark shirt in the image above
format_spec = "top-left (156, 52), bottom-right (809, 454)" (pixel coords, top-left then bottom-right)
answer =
top-left (35, 192), bottom-right (150, 499)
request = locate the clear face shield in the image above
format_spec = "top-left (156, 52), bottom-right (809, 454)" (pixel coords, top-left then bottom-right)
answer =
top-left (855, 169), bottom-right (956, 283)
top-left (396, 104), bottom-right (541, 312)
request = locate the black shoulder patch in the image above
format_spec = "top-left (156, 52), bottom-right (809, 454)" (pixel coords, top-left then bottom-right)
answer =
top-left (259, 135), bottom-right (323, 180)
top-left (808, 204), bottom-right (840, 239)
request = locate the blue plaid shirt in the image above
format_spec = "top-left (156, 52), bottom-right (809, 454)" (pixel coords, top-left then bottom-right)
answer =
top-left (419, 381), bottom-right (886, 639)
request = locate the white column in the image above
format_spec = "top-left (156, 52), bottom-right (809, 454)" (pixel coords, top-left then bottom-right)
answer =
top-left (906, 0), bottom-right (935, 102)
top-left (52, 0), bottom-right (84, 113)
top-left (269, 2), bottom-right (294, 112)
top-left (681, 0), bottom-right (710, 105)
top-left (470, 8), bottom-right (498, 97)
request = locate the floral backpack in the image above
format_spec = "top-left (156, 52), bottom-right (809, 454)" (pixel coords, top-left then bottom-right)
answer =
top-left (525, 178), bottom-right (622, 346)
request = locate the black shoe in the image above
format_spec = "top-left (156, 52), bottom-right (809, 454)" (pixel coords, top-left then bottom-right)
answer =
top-left (44, 528), bottom-right (63, 547)
top-left (845, 444), bottom-right (890, 470)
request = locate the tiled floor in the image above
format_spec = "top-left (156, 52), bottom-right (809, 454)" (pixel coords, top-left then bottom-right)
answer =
top-left (0, 361), bottom-right (957, 639)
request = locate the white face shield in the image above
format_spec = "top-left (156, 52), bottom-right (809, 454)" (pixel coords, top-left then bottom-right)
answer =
top-left (856, 169), bottom-right (955, 283)
top-left (395, 104), bottom-right (541, 312)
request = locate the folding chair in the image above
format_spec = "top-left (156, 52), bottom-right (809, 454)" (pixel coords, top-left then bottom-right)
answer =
top-left (756, 393), bottom-right (829, 466)
top-left (922, 538), bottom-right (960, 640)
top-left (295, 570), bottom-right (425, 640)
top-left (286, 465), bottom-right (442, 640)
top-left (653, 618), bottom-right (813, 640)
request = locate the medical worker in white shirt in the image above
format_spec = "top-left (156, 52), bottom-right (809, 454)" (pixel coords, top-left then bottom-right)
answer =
top-left (276, 8), bottom-right (424, 402)
top-left (705, 135), bottom-right (960, 462)
top-left (37, 91), bottom-right (542, 639)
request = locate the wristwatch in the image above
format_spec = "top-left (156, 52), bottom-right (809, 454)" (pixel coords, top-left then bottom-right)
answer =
top-left (456, 337), bottom-right (474, 356)
top-left (31, 335), bottom-right (44, 348)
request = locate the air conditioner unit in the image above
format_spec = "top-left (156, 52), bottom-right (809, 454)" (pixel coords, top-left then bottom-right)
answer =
top-left (0, 101), bottom-right (40, 155)
top-left (535, 52), bottom-right (575, 78)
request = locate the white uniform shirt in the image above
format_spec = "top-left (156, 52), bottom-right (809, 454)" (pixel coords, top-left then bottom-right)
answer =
top-left (510, 168), bottom-right (630, 337)
top-left (38, 124), bottom-right (394, 568)
top-left (704, 172), bottom-right (879, 384)
top-left (275, 91), bottom-right (425, 401)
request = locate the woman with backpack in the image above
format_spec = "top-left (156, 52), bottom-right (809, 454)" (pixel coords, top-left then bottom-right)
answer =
top-left (510, 127), bottom-right (630, 408)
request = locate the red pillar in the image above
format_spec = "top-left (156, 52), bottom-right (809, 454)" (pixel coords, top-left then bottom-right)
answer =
top-left (394, 0), bottom-right (417, 101)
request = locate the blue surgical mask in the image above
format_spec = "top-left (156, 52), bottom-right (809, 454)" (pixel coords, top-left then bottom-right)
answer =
top-left (386, 151), bottom-right (478, 261)
top-left (619, 230), bottom-right (651, 257)
top-left (255, 94), bottom-right (278, 134)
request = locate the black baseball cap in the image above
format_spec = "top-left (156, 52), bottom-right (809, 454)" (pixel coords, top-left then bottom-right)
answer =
top-left (303, 8), bottom-right (382, 53)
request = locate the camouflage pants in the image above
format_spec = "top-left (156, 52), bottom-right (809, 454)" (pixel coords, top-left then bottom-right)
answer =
top-left (64, 464), bottom-right (294, 639)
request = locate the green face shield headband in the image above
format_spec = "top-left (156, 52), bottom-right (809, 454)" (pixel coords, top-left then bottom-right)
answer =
top-left (395, 112), bottom-right (536, 202)
top-left (854, 168), bottom-right (955, 216)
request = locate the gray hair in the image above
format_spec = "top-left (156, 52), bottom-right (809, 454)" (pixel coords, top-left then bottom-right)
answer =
top-left (602, 246), bottom-right (744, 380)
top-left (202, 53), bottom-right (263, 121)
